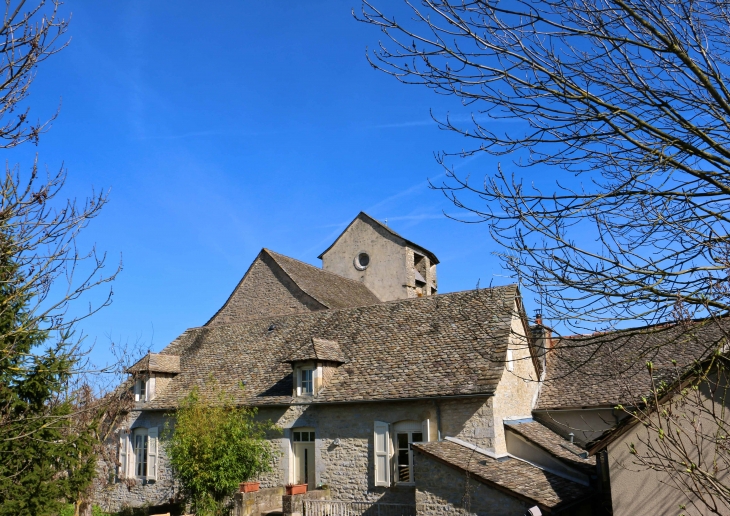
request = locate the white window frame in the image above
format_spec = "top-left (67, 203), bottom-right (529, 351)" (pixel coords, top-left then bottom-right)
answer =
top-left (393, 421), bottom-right (425, 485)
top-left (119, 427), bottom-right (158, 481)
top-left (374, 420), bottom-right (430, 487)
top-left (297, 367), bottom-right (314, 396)
top-left (134, 377), bottom-right (147, 402)
top-left (133, 428), bottom-right (149, 478)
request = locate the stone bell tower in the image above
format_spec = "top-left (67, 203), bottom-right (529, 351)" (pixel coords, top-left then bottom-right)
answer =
top-left (318, 212), bottom-right (439, 302)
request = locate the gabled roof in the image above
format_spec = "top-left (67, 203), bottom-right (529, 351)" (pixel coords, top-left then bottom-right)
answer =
top-left (505, 421), bottom-right (595, 472)
top-left (537, 319), bottom-right (725, 410)
top-left (206, 249), bottom-right (381, 325)
top-left (265, 249), bottom-right (381, 309)
top-left (317, 212), bottom-right (439, 264)
top-left (127, 353), bottom-right (181, 374)
top-left (413, 440), bottom-right (592, 512)
top-left (585, 350), bottom-right (729, 455)
top-left (286, 337), bottom-right (347, 364)
top-left (146, 285), bottom-right (520, 409)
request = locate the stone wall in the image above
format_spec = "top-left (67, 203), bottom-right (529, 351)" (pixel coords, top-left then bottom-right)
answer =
top-left (321, 216), bottom-right (409, 302)
top-left (413, 450), bottom-right (528, 516)
top-left (95, 397), bottom-right (500, 512)
top-left (491, 304), bottom-right (540, 455)
top-left (209, 252), bottom-right (325, 325)
top-left (255, 398), bottom-right (495, 504)
top-left (235, 486), bottom-right (285, 516)
top-left (93, 410), bottom-right (181, 514)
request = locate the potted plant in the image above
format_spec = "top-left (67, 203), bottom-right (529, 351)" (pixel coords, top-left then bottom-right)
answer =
top-left (285, 483), bottom-right (308, 495)
top-left (240, 481), bottom-right (260, 493)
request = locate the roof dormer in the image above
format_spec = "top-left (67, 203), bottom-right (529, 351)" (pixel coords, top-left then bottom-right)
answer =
top-left (285, 338), bottom-right (346, 397)
top-left (127, 353), bottom-right (181, 403)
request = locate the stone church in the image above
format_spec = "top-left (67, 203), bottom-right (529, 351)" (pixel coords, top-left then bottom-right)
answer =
top-left (97, 212), bottom-right (719, 515)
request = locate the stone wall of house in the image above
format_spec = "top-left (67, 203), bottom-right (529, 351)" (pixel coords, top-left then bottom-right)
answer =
top-left (93, 410), bottom-right (180, 514)
top-left (413, 450), bottom-right (529, 516)
top-left (491, 305), bottom-right (539, 455)
top-left (95, 396), bottom-right (505, 512)
top-left (439, 398), bottom-right (496, 451)
top-left (321, 216), bottom-right (409, 302)
top-left (254, 397), bottom-right (496, 504)
top-left (209, 252), bottom-right (325, 325)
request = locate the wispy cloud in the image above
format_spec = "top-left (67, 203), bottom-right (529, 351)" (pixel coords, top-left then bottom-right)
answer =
top-left (366, 113), bottom-right (526, 130)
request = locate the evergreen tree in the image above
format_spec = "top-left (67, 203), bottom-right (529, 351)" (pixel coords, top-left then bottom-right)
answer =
top-left (0, 225), bottom-right (96, 516)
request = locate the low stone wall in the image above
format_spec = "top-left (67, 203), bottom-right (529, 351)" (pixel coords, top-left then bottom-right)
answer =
top-left (282, 487), bottom-right (331, 516)
top-left (235, 486), bottom-right (286, 516)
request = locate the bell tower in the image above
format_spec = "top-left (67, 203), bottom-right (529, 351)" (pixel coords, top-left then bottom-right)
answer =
top-left (318, 212), bottom-right (438, 302)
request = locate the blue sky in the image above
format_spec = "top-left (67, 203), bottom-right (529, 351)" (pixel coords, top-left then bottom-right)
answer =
top-left (8, 1), bottom-right (547, 367)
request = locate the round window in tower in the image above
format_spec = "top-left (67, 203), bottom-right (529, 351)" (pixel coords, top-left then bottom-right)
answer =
top-left (354, 252), bottom-right (370, 270)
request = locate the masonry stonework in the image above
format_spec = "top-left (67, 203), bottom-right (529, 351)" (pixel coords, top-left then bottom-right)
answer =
top-left (210, 253), bottom-right (325, 325)
top-left (414, 452), bottom-right (528, 516)
top-left (491, 302), bottom-right (539, 455)
top-left (94, 410), bottom-right (180, 514)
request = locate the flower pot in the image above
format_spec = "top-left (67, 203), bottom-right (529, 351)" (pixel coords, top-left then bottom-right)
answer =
top-left (285, 484), bottom-right (308, 495)
top-left (240, 481), bottom-right (260, 493)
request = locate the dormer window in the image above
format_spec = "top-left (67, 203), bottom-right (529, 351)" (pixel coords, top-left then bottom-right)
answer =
top-left (126, 353), bottom-right (181, 404)
top-left (299, 368), bottom-right (313, 396)
top-left (135, 378), bottom-right (148, 402)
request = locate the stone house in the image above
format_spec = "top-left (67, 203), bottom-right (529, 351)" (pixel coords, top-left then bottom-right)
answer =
top-left (533, 320), bottom-right (730, 515)
top-left (96, 212), bottom-right (602, 515)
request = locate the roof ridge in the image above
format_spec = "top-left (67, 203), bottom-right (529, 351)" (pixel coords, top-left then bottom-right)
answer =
top-left (317, 212), bottom-right (439, 264)
top-left (261, 248), bottom-right (332, 308)
top-left (171, 284), bottom-right (519, 334)
top-left (263, 248), bottom-right (382, 297)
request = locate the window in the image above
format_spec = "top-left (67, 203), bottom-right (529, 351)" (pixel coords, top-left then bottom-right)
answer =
top-left (394, 421), bottom-right (425, 484)
top-left (354, 252), bottom-right (370, 270)
top-left (506, 348), bottom-right (514, 372)
top-left (135, 378), bottom-right (147, 402)
top-left (300, 369), bottom-right (313, 395)
top-left (119, 427), bottom-right (158, 481)
top-left (292, 430), bottom-right (315, 442)
top-left (134, 428), bottom-right (148, 477)
top-left (374, 420), bottom-right (430, 487)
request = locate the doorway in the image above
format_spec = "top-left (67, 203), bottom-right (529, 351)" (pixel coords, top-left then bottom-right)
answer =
top-left (292, 429), bottom-right (315, 488)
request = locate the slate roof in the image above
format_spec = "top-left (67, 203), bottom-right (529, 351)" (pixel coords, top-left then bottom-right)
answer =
top-left (127, 353), bottom-right (181, 374)
top-left (537, 319), bottom-right (727, 410)
top-left (317, 212), bottom-right (439, 265)
top-left (413, 440), bottom-right (591, 511)
top-left (286, 337), bottom-right (347, 363)
top-left (265, 250), bottom-right (382, 309)
top-left (146, 285), bottom-right (519, 409)
top-left (505, 421), bottom-right (595, 472)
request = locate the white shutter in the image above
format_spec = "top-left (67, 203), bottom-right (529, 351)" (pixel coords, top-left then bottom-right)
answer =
top-left (421, 419), bottom-right (430, 442)
top-left (134, 379), bottom-right (140, 402)
top-left (148, 376), bottom-right (156, 401)
top-left (148, 427), bottom-right (159, 480)
top-left (119, 430), bottom-right (128, 479)
top-left (374, 421), bottom-right (390, 486)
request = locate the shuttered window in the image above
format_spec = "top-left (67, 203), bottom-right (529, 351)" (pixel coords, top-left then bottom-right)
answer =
top-left (373, 421), bottom-right (390, 486)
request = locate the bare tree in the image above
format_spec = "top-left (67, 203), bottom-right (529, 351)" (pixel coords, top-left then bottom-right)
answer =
top-left (0, 0), bottom-right (68, 148)
top-left (358, 0), bottom-right (730, 333)
top-left (0, 2), bottom-right (136, 515)
top-left (357, 0), bottom-right (730, 512)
